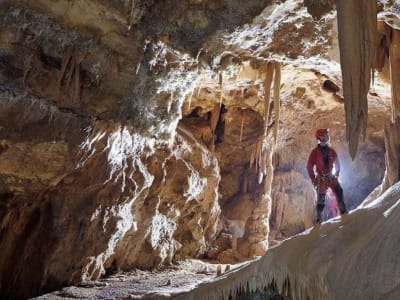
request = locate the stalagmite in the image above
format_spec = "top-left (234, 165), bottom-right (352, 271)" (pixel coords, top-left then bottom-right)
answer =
top-left (336, 0), bottom-right (377, 159)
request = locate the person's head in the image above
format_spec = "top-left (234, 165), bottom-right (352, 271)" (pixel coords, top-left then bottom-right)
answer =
top-left (315, 128), bottom-right (330, 146)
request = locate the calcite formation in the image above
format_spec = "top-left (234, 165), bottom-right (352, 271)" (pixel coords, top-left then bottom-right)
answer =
top-left (336, 0), bottom-right (377, 159)
top-left (179, 181), bottom-right (400, 300)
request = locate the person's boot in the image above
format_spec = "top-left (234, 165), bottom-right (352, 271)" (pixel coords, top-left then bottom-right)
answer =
top-left (339, 199), bottom-right (347, 215)
top-left (315, 202), bottom-right (325, 224)
top-left (316, 210), bottom-right (322, 224)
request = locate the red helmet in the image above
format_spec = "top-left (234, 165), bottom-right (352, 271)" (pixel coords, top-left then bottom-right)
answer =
top-left (315, 128), bottom-right (329, 139)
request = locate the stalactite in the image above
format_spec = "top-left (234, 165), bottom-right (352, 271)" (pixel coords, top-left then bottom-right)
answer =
top-left (249, 142), bottom-right (256, 170)
top-left (239, 110), bottom-right (244, 143)
top-left (219, 72), bottom-right (223, 107)
top-left (273, 62), bottom-right (281, 143)
top-left (249, 136), bottom-right (261, 172)
top-left (57, 47), bottom-right (84, 106)
top-left (263, 62), bottom-right (274, 137)
top-left (249, 134), bottom-right (275, 187)
top-left (260, 146), bottom-right (267, 182)
top-left (128, 0), bottom-right (137, 29)
top-left (73, 53), bottom-right (86, 106)
top-left (336, 0), bottom-right (377, 159)
top-left (188, 89), bottom-right (194, 111)
top-left (210, 103), bottom-right (221, 134)
top-left (264, 143), bottom-right (274, 195)
top-left (65, 56), bottom-right (75, 89)
top-left (260, 60), bottom-right (281, 142)
top-left (58, 47), bottom-right (73, 92)
top-left (248, 60), bottom-right (281, 187)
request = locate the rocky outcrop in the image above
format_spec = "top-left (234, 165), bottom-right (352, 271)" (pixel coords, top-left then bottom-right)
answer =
top-left (180, 103), bottom-right (272, 261)
top-left (0, 102), bottom-right (223, 298)
top-left (0, 0), bottom-right (275, 298)
top-left (270, 170), bottom-right (315, 241)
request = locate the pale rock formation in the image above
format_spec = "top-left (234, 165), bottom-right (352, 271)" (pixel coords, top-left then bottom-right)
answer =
top-left (336, 0), bottom-right (377, 159)
top-left (179, 181), bottom-right (400, 300)
top-left (270, 170), bottom-right (315, 240)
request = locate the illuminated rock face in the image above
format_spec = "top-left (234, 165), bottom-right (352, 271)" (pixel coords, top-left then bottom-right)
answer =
top-left (0, 112), bottom-right (222, 298)
top-left (0, 1), bottom-right (273, 298)
top-left (0, 0), bottom-right (395, 298)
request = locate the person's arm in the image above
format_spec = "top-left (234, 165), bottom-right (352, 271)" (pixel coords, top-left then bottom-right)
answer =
top-left (333, 148), bottom-right (340, 177)
top-left (307, 149), bottom-right (317, 184)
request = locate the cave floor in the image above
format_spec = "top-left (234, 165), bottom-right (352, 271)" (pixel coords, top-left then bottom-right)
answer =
top-left (36, 259), bottom-right (250, 299)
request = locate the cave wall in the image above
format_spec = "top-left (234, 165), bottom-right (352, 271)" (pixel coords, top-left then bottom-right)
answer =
top-left (0, 0), bottom-right (396, 298)
top-left (0, 104), bottom-right (224, 298)
top-left (0, 0), bottom-right (276, 298)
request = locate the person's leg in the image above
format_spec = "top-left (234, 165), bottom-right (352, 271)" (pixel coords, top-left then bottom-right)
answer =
top-left (332, 182), bottom-right (347, 214)
top-left (326, 189), bottom-right (339, 218)
top-left (316, 193), bottom-right (326, 223)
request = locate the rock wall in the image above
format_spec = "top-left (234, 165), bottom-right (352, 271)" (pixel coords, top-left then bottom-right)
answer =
top-left (0, 0), bottom-right (395, 298)
top-left (0, 104), bottom-right (223, 298)
top-left (0, 1), bottom-right (276, 298)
